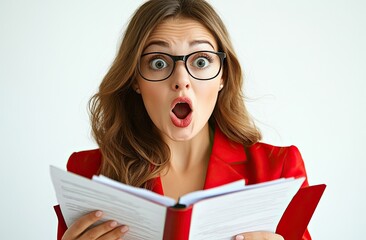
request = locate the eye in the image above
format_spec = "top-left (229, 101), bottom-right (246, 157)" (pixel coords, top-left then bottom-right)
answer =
top-left (192, 56), bottom-right (211, 69)
top-left (150, 58), bottom-right (168, 70)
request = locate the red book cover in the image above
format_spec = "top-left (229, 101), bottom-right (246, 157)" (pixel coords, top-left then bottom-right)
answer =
top-left (276, 184), bottom-right (326, 240)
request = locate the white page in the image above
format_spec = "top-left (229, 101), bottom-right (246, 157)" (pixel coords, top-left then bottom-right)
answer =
top-left (50, 166), bottom-right (167, 240)
top-left (178, 179), bottom-right (246, 206)
top-left (188, 177), bottom-right (305, 240)
top-left (93, 175), bottom-right (176, 207)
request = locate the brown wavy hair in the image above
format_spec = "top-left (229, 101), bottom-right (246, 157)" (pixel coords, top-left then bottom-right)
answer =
top-left (89, 0), bottom-right (261, 189)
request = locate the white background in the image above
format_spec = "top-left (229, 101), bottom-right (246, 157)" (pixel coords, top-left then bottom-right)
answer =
top-left (1, 0), bottom-right (365, 239)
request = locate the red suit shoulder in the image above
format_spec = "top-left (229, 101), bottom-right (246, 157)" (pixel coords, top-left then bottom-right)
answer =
top-left (245, 142), bottom-right (309, 187)
top-left (66, 149), bottom-right (102, 179)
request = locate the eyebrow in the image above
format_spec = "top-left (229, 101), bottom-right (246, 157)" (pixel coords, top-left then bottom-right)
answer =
top-left (143, 40), bottom-right (216, 52)
top-left (190, 40), bottom-right (215, 50)
top-left (144, 40), bottom-right (169, 50)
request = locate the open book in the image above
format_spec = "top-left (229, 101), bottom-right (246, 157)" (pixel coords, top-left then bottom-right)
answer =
top-left (50, 166), bottom-right (325, 240)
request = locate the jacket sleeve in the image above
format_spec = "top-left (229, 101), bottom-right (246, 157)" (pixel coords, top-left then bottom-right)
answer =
top-left (54, 205), bottom-right (67, 240)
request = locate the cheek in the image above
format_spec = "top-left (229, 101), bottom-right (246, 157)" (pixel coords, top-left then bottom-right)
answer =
top-left (141, 89), bottom-right (160, 110)
top-left (141, 88), bottom-right (161, 104)
top-left (139, 83), bottom-right (168, 119)
top-left (195, 83), bottom-right (220, 110)
top-left (137, 79), bottom-right (160, 103)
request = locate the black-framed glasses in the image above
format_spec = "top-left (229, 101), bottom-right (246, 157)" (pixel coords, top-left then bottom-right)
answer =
top-left (138, 51), bottom-right (226, 82)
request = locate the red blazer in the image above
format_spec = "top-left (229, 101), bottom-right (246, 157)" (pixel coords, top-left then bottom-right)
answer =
top-left (55, 127), bottom-right (311, 239)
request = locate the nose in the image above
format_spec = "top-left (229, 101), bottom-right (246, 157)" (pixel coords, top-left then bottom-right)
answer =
top-left (171, 62), bottom-right (190, 90)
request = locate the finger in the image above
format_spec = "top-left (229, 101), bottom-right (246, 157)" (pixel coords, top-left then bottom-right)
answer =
top-left (62, 210), bottom-right (104, 240)
top-left (98, 224), bottom-right (129, 240)
top-left (79, 220), bottom-right (128, 240)
top-left (235, 231), bottom-right (284, 240)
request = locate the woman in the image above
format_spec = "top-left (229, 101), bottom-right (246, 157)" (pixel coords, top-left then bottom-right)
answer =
top-left (55, 0), bottom-right (310, 239)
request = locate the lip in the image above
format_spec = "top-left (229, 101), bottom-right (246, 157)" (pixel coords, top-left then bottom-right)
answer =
top-left (170, 97), bottom-right (193, 128)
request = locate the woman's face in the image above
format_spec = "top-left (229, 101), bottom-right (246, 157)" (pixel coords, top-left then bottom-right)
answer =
top-left (135, 17), bottom-right (223, 142)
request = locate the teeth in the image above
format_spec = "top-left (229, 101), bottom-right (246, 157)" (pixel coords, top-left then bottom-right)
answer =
top-left (175, 102), bottom-right (187, 107)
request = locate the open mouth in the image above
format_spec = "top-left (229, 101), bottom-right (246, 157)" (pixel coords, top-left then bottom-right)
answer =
top-left (172, 102), bottom-right (192, 119)
top-left (170, 97), bottom-right (193, 128)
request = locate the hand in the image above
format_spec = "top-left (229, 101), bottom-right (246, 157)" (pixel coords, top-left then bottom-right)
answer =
top-left (62, 210), bottom-right (129, 240)
top-left (235, 231), bottom-right (284, 240)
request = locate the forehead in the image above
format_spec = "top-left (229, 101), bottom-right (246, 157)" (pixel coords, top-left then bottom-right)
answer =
top-left (144, 17), bottom-right (218, 51)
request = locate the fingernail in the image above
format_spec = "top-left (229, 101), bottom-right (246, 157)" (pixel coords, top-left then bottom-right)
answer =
top-left (110, 221), bottom-right (117, 227)
top-left (120, 225), bottom-right (129, 233)
top-left (236, 235), bottom-right (244, 240)
top-left (95, 211), bottom-right (103, 217)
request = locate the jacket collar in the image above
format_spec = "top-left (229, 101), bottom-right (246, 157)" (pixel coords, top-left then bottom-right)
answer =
top-left (203, 126), bottom-right (247, 189)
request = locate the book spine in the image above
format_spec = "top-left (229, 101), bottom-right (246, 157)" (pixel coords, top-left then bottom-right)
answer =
top-left (163, 206), bottom-right (193, 240)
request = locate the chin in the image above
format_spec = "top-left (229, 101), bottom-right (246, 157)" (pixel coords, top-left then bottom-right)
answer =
top-left (167, 129), bottom-right (195, 142)
top-left (166, 122), bottom-right (208, 143)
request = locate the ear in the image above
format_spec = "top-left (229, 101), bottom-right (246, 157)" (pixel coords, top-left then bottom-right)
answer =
top-left (133, 82), bottom-right (141, 94)
top-left (219, 77), bottom-right (224, 91)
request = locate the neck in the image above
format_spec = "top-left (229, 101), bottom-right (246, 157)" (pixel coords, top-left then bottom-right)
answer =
top-left (164, 123), bottom-right (212, 173)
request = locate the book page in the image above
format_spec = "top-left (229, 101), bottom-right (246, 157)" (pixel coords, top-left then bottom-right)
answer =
top-left (93, 175), bottom-right (176, 207)
top-left (188, 177), bottom-right (305, 240)
top-left (178, 179), bottom-right (246, 206)
top-left (50, 166), bottom-right (167, 240)
top-left (94, 176), bottom-right (246, 208)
